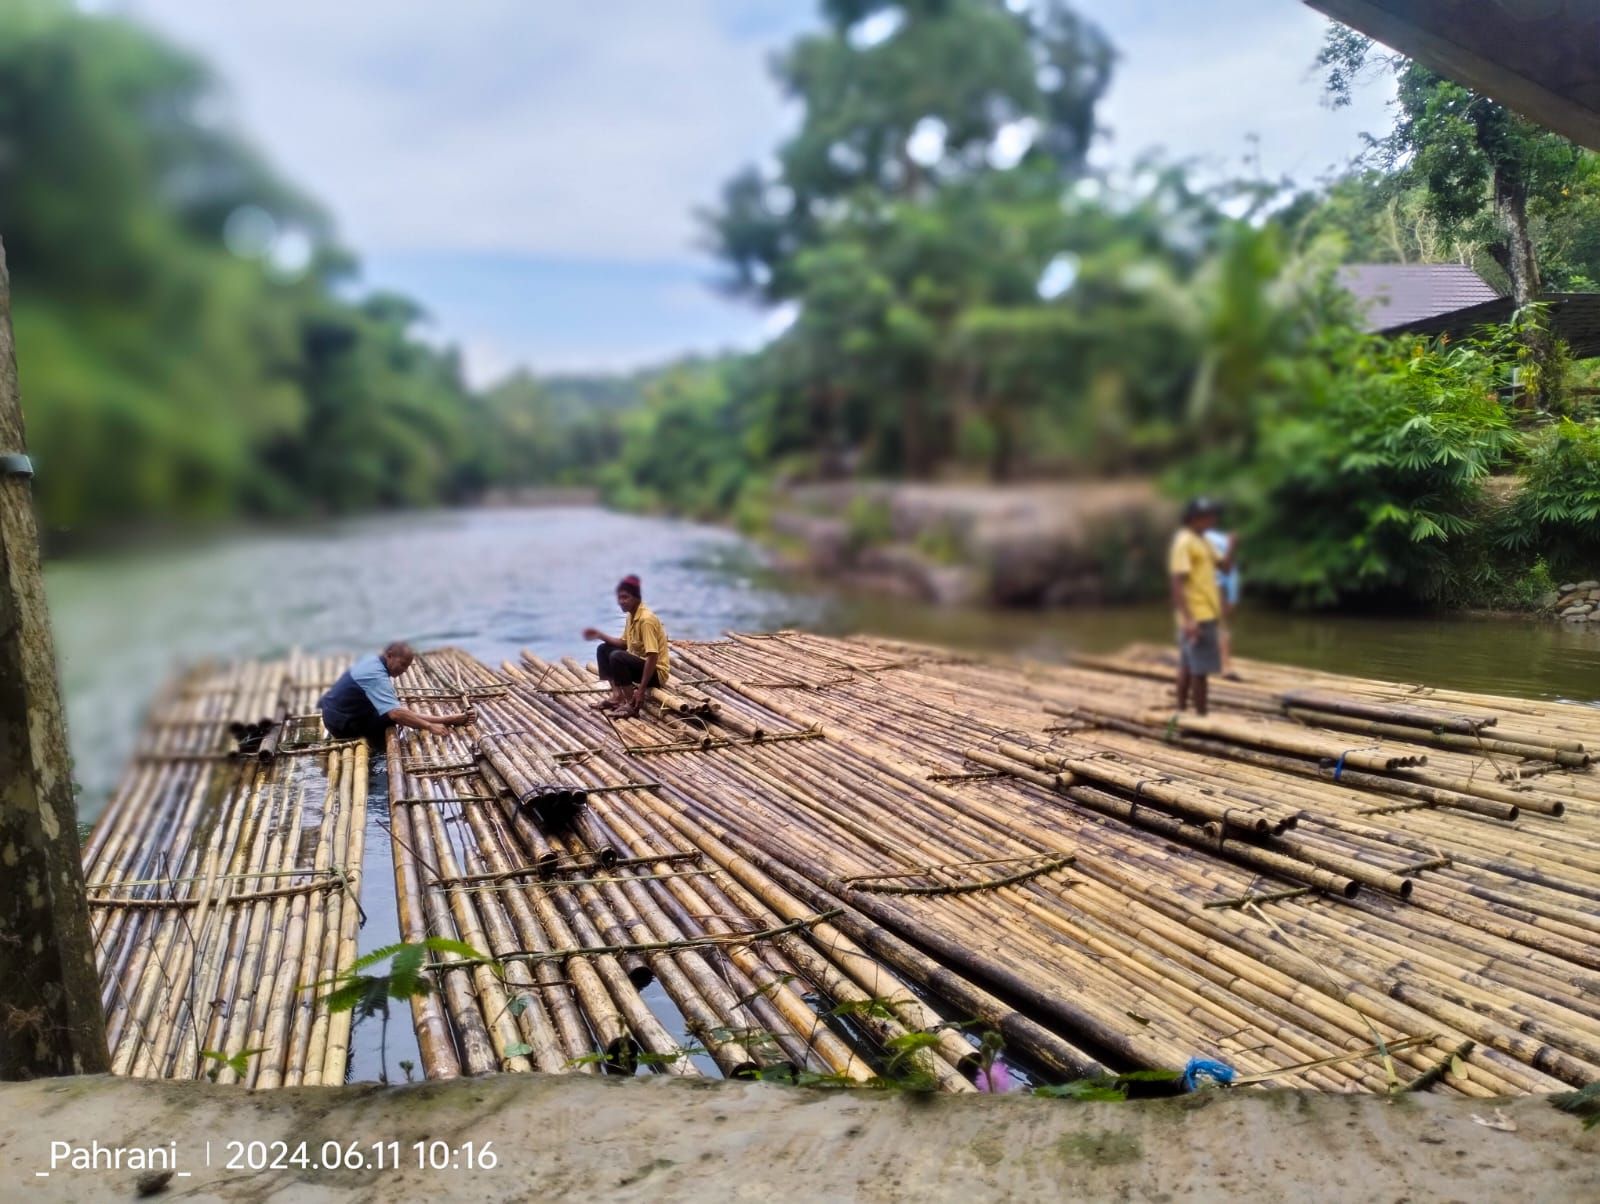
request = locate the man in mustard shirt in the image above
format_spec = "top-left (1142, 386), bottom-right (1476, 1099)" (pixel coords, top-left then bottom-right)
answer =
top-left (583, 574), bottom-right (671, 717)
top-left (1169, 498), bottom-right (1233, 716)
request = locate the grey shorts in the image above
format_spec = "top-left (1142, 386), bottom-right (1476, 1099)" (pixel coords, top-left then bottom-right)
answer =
top-left (1179, 620), bottom-right (1222, 677)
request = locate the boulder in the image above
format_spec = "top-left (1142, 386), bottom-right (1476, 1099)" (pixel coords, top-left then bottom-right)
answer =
top-left (859, 544), bottom-right (983, 606)
top-left (1559, 605), bottom-right (1592, 617)
top-left (1559, 582), bottom-right (1579, 592)
top-left (1577, 580), bottom-right (1600, 591)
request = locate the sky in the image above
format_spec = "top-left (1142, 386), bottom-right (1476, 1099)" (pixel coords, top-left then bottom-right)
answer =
top-left (118, 0), bottom-right (1394, 384)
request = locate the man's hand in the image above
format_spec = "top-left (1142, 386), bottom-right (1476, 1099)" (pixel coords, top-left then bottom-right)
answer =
top-left (582, 627), bottom-right (604, 641)
top-left (1180, 616), bottom-right (1198, 642)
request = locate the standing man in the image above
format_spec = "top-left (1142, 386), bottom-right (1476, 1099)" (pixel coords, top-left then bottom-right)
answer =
top-left (1170, 499), bottom-right (1231, 716)
top-left (583, 575), bottom-right (671, 717)
top-left (319, 641), bottom-right (471, 743)
top-left (1203, 513), bottom-right (1241, 680)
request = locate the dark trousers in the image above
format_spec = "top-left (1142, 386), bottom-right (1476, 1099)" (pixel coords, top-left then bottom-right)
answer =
top-left (597, 643), bottom-right (656, 689)
top-left (321, 705), bottom-right (392, 745)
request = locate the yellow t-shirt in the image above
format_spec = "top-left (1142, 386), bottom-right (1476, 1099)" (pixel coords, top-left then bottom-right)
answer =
top-left (623, 604), bottom-right (671, 684)
top-left (1169, 528), bottom-right (1221, 623)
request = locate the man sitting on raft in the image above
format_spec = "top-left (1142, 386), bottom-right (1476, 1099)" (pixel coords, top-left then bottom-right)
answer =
top-left (582, 575), bottom-right (671, 717)
top-left (319, 641), bottom-right (473, 743)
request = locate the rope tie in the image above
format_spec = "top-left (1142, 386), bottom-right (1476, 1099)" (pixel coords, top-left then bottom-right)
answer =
top-left (836, 853), bottom-right (1075, 897)
top-left (1181, 1057), bottom-right (1236, 1091)
top-left (1331, 744), bottom-right (1380, 781)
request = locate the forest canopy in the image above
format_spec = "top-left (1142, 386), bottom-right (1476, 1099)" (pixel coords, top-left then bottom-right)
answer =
top-left (5, 0), bottom-right (1600, 608)
top-left (0, 0), bottom-right (582, 535)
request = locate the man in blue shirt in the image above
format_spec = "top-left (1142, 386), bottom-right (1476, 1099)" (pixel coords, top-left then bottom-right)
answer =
top-left (319, 642), bottom-right (471, 743)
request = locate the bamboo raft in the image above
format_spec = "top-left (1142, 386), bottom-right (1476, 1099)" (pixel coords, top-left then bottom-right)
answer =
top-left (82, 655), bottom-right (369, 1086)
top-left (87, 632), bottom-right (1600, 1095)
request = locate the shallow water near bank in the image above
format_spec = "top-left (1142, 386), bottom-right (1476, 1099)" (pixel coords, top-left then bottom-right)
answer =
top-left (45, 504), bottom-right (1600, 1083)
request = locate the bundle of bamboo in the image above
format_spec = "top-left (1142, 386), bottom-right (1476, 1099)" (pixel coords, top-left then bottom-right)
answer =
top-left (376, 647), bottom-right (986, 1089)
top-left (480, 630), bottom-right (1600, 1095)
top-left (83, 653), bottom-right (368, 1086)
top-left (88, 630), bottom-right (1600, 1100)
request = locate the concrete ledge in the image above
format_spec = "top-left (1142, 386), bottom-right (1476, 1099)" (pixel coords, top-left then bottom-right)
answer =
top-left (1, 1075), bottom-right (1594, 1201)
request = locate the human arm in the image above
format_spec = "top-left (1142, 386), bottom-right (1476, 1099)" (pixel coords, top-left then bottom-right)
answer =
top-left (1216, 533), bottom-right (1238, 573)
top-left (1168, 536), bottom-right (1196, 640)
top-left (385, 706), bottom-right (455, 736)
top-left (1170, 573), bottom-right (1196, 640)
top-left (583, 627), bottom-right (623, 647)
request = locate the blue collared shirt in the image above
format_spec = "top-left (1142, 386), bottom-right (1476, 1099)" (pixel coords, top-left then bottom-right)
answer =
top-left (349, 653), bottom-right (402, 716)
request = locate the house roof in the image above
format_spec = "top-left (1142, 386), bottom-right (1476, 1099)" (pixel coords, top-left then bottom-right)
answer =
top-left (1382, 292), bottom-right (1600, 361)
top-left (1335, 264), bottom-right (1600, 359)
top-left (1305, 1), bottom-right (1600, 152)
top-left (1337, 264), bottom-right (1502, 332)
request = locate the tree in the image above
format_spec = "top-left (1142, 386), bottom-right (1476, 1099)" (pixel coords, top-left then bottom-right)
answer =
top-left (704, 0), bottom-right (1118, 481)
top-left (0, 1), bottom-right (545, 534)
top-left (705, 0), bottom-right (1114, 303)
top-left (0, 238), bottom-right (110, 1078)
top-left (1318, 24), bottom-right (1583, 404)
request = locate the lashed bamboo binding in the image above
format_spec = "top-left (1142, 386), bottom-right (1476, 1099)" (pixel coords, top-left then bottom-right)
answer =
top-left (84, 633), bottom-right (1600, 1096)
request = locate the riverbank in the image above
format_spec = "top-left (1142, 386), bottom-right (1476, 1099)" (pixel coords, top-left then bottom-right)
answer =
top-left (46, 504), bottom-right (1600, 824)
top-left (765, 479), bottom-right (1173, 607)
top-left (3, 1074), bottom-right (1593, 1201)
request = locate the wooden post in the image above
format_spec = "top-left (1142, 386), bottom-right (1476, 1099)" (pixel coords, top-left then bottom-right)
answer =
top-left (0, 237), bottom-right (110, 1077)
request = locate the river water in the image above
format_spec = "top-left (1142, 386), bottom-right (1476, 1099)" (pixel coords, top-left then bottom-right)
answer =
top-left (43, 504), bottom-right (1600, 1080)
top-left (46, 505), bottom-right (1600, 816)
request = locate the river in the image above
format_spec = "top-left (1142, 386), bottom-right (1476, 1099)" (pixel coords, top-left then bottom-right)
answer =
top-left (43, 504), bottom-right (1600, 1080)
top-left (48, 504), bottom-right (1600, 817)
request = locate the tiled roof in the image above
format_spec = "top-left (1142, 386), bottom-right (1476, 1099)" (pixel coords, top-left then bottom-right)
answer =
top-left (1337, 264), bottom-right (1502, 332)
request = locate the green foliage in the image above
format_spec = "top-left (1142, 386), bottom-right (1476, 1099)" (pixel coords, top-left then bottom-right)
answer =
top-left (844, 495), bottom-right (894, 553)
top-left (0, 1), bottom-right (608, 534)
top-left (1494, 558), bottom-right (1558, 612)
top-left (312, 938), bottom-right (486, 1084)
top-left (597, 357), bottom-right (757, 519)
top-left (1032, 1068), bottom-right (1183, 1102)
top-left (1216, 326), bottom-right (1517, 606)
top-left (200, 1046), bottom-right (266, 1083)
top-left (1500, 420), bottom-right (1600, 578)
top-left (1550, 1080), bottom-right (1600, 1130)
top-left (23, 0), bottom-right (1600, 625)
top-left (707, 0), bottom-right (1113, 301)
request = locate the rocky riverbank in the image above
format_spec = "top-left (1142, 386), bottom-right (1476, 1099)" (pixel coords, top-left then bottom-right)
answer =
top-left (1553, 580), bottom-right (1600, 622)
top-left (767, 479), bottom-right (1173, 607)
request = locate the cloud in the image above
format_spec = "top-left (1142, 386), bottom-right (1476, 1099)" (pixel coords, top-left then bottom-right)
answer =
top-left (113, 0), bottom-right (1395, 375)
top-left (1088, 0), bottom-right (1395, 186)
top-left (124, 0), bottom-right (813, 262)
top-left (364, 250), bottom-right (770, 380)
